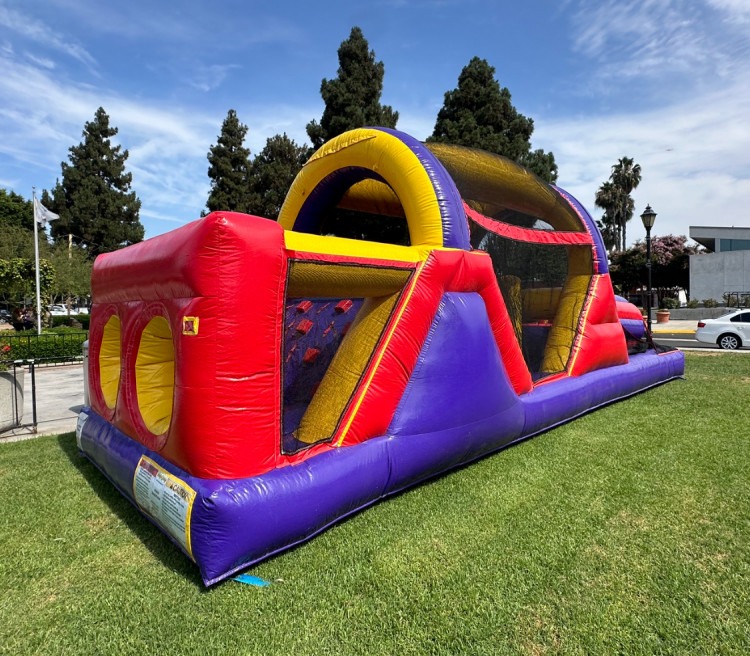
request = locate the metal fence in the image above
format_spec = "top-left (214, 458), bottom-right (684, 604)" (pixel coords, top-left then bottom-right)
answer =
top-left (0, 331), bottom-right (88, 366)
top-left (724, 291), bottom-right (750, 308)
top-left (0, 360), bottom-right (37, 434)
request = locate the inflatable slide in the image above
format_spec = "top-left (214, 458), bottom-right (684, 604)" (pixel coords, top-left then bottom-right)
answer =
top-left (76, 127), bottom-right (684, 585)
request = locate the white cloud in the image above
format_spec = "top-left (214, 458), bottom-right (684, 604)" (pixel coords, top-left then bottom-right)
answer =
top-left (569, 0), bottom-right (748, 90)
top-left (0, 48), bottom-right (219, 227)
top-left (187, 64), bottom-right (240, 93)
top-left (24, 52), bottom-right (55, 69)
top-left (540, 0), bottom-right (750, 245)
top-left (0, 4), bottom-right (96, 70)
top-left (535, 66), bottom-right (750, 244)
top-left (2, 0), bottom-right (748, 247)
top-left (0, 44), bottom-right (324, 231)
top-left (707, 0), bottom-right (750, 24)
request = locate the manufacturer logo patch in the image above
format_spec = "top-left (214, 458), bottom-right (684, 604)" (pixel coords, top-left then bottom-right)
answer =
top-left (182, 316), bottom-right (199, 335)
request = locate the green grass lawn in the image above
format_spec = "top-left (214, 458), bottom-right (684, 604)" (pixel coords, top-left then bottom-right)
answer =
top-left (1, 352), bottom-right (749, 655)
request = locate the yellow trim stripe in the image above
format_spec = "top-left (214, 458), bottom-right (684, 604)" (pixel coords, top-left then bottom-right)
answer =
top-left (333, 261), bottom-right (426, 446)
top-left (284, 230), bottom-right (431, 262)
top-left (567, 275), bottom-right (598, 373)
top-left (278, 128), bottom-right (445, 247)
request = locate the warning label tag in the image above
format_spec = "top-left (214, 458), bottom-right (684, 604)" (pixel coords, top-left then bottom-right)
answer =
top-left (133, 456), bottom-right (196, 560)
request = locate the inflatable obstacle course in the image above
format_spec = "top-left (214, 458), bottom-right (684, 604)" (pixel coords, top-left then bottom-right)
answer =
top-left (77, 127), bottom-right (684, 585)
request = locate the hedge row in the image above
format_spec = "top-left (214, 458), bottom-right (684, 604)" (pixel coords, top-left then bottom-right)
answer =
top-left (51, 314), bottom-right (91, 330)
top-left (0, 330), bottom-right (88, 363)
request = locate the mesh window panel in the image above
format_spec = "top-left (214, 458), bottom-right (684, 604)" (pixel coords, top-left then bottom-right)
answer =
top-left (319, 209), bottom-right (411, 246)
top-left (472, 223), bottom-right (570, 378)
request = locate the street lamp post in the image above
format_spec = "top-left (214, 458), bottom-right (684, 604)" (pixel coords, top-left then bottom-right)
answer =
top-left (640, 204), bottom-right (657, 333)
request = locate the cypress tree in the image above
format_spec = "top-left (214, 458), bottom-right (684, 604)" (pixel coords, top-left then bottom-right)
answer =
top-left (428, 57), bottom-right (557, 183)
top-left (248, 134), bottom-right (310, 220)
top-left (306, 27), bottom-right (398, 149)
top-left (206, 109), bottom-right (256, 214)
top-left (48, 107), bottom-right (143, 257)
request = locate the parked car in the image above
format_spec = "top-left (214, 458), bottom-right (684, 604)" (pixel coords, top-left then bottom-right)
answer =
top-left (696, 309), bottom-right (750, 350)
top-left (49, 305), bottom-right (67, 316)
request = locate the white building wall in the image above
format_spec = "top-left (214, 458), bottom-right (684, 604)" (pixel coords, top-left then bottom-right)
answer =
top-left (690, 251), bottom-right (750, 301)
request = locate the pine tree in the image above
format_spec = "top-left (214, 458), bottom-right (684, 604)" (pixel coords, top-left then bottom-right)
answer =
top-left (47, 107), bottom-right (143, 257)
top-left (306, 27), bottom-right (398, 149)
top-left (428, 57), bottom-right (557, 183)
top-left (206, 109), bottom-right (256, 214)
top-left (248, 134), bottom-right (310, 220)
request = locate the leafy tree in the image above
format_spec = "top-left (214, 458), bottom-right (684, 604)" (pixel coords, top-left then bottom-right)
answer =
top-left (306, 27), bottom-right (398, 149)
top-left (0, 257), bottom-right (55, 314)
top-left (48, 243), bottom-right (92, 310)
top-left (518, 149), bottom-right (558, 184)
top-left (428, 57), bottom-right (557, 183)
top-left (608, 243), bottom-right (646, 296)
top-left (248, 134), bottom-right (310, 220)
top-left (594, 157), bottom-right (641, 252)
top-left (609, 235), bottom-right (700, 301)
top-left (0, 189), bottom-right (33, 232)
top-left (206, 109), bottom-right (256, 214)
top-left (0, 208), bottom-right (62, 320)
top-left (0, 223), bottom-right (37, 261)
top-left (46, 107), bottom-right (143, 258)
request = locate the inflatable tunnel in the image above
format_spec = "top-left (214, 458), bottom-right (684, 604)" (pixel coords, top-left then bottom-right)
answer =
top-left (76, 127), bottom-right (684, 585)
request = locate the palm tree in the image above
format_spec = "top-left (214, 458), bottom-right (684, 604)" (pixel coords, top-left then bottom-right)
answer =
top-left (595, 217), bottom-right (618, 252)
top-left (595, 181), bottom-right (619, 252)
top-left (610, 157), bottom-right (642, 250)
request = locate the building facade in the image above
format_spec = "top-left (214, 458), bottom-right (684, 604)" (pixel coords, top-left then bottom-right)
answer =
top-left (690, 226), bottom-right (750, 302)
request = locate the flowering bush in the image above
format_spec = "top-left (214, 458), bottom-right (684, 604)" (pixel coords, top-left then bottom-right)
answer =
top-left (0, 343), bottom-right (11, 372)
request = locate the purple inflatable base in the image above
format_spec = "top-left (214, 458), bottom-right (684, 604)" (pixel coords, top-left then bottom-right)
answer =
top-left (77, 348), bottom-right (684, 586)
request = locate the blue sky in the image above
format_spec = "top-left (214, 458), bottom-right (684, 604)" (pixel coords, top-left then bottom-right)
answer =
top-left (1, 0), bottom-right (749, 246)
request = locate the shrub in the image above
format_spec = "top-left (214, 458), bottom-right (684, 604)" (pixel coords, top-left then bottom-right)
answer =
top-left (51, 314), bottom-right (90, 330)
top-left (686, 298), bottom-right (699, 308)
top-left (702, 298), bottom-right (719, 308)
top-left (660, 297), bottom-right (680, 310)
top-left (0, 330), bottom-right (88, 363)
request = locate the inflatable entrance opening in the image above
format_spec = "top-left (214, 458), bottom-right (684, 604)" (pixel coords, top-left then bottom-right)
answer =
top-left (77, 127), bottom-right (684, 586)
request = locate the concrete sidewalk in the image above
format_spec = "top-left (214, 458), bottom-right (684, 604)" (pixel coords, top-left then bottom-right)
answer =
top-left (651, 319), bottom-right (697, 334)
top-left (0, 363), bottom-right (84, 443)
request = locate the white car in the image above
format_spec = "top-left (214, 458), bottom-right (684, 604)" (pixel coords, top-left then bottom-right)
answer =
top-left (696, 309), bottom-right (750, 350)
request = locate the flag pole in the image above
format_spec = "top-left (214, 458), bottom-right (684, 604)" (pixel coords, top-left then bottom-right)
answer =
top-left (32, 187), bottom-right (42, 335)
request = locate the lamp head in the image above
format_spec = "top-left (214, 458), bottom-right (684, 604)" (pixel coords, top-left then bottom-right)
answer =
top-left (640, 204), bottom-right (657, 229)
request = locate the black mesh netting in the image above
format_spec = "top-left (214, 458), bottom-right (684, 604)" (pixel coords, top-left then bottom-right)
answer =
top-left (471, 221), bottom-right (570, 377)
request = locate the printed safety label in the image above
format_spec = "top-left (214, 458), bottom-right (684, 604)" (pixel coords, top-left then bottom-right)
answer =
top-left (133, 456), bottom-right (196, 560)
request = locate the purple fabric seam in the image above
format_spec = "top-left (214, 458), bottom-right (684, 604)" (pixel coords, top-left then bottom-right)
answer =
top-left (553, 185), bottom-right (609, 275)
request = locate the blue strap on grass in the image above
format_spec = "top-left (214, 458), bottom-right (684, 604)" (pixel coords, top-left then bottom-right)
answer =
top-left (234, 574), bottom-right (271, 587)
